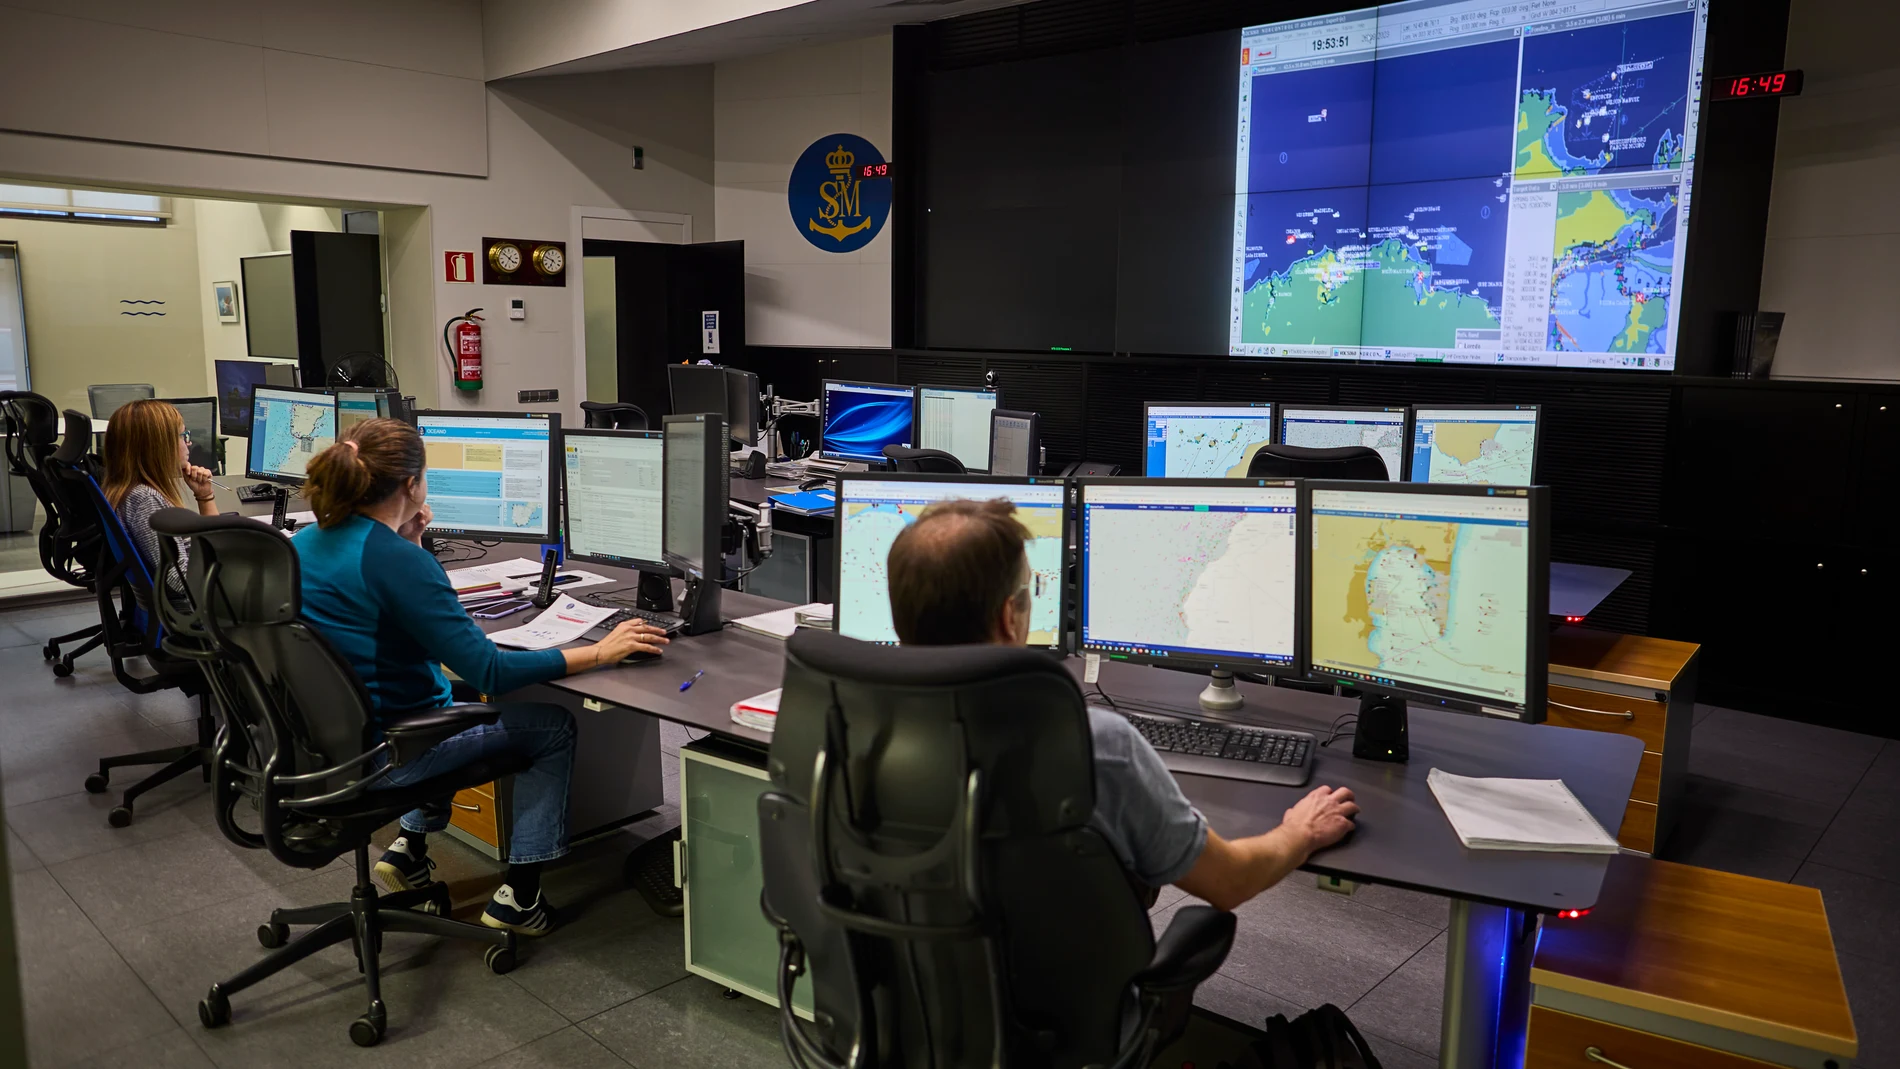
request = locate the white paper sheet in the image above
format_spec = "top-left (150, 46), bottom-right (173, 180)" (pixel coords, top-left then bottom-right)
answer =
top-left (1427, 768), bottom-right (1619, 854)
top-left (488, 595), bottom-right (617, 651)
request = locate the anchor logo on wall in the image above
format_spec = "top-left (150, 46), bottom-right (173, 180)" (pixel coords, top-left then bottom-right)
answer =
top-left (788, 133), bottom-right (890, 254)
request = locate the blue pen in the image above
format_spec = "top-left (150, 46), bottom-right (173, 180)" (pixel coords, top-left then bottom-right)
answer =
top-left (679, 670), bottom-right (705, 692)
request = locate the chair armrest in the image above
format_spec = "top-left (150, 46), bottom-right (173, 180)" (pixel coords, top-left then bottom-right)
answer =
top-left (381, 704), bottom-right (504, 766)
top-left (1136, 905), bottom-right (1236, 995)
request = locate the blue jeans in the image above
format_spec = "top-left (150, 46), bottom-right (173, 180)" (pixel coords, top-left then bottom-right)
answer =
top-left (376, 702), bottom-right (576, 865)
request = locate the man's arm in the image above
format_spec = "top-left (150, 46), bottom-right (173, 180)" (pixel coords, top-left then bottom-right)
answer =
top-left (1174, 786), bottom-right (1358, 912)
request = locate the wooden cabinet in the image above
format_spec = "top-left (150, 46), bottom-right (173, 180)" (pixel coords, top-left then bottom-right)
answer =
top-left (1528, 1007), bottom-right (1781, 1069)
top-left (446, 780), bottom-right (505, 859)
top-left (1548, 629), bottom-right (1697, 853)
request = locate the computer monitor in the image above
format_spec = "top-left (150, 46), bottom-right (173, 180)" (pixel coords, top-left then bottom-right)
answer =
top-left (1408, 405), bottom-right (1541, 485)
top-left (668, 364), bottom-right (730, 420)
top-left (1078, 478), bottom-right (1301, 676)
top-left (213, 360), bottom-right (273, 437)
top-left (159, 396), bottom-right (218, 472)
top-left (1144, 402), bottom-right (1275, 478)
top-left (988, 409), bottom-right (1040, 477)
top-left (416, 410), bottom-right (559, 543)
top-left (662, 413), bottom-right (728, 579)
top-left (563, 428), bottom-right (667, 572)
top-left (1277, 406), bottom-right (1409, 480)
top-left (723, 367), bottom-right (762, 447)
top-left (916, 385), bottom-right (999, 471)
top-left (333, 388), bottom-right (392, 434)
top-left (245, 386), bottom-right (336, 485)
top-left (833, 473), bottom-right (1068, 651)
top-left (1306, 482), bottom-right (1548, 720)
top-left (262, 362), bottom-right (299, 388)
top-left (821, 380), bottom-right (916, 462)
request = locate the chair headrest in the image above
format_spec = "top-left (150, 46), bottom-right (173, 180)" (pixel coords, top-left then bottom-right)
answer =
top-left (880, 445), bottom-right (967, 474)
top-left (0, 392), bottom-right (59, 450)
top-left (786, 628), bottom-right (1073, 688)
top-left (150, 508), bottom-right (300, 624)
top-left (1247, 443), bottom-right (1388, 480)
top-left (53, 409), bottom-right (93, 464)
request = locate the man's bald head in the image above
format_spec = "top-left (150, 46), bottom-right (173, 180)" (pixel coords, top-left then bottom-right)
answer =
top-left (886, 498), bottom-right (1031, 646)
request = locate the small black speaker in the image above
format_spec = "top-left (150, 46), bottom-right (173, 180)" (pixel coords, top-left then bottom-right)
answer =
top-left (1352, 693), bottom-right (1409, 763)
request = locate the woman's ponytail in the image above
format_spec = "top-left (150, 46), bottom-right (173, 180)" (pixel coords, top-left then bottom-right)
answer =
top-left (302, 419), bottom-right (426, 529)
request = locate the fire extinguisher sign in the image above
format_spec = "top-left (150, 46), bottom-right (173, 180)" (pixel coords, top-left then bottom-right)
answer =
top-left (444, 251), bottom-right (475, 283)
top-left (701, 311), bottom-right (720, 354)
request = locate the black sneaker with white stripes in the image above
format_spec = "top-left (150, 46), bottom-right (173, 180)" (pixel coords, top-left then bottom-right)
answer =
top-left (482, 884), bottom-right (556, 937)
top-left (372, 837), bottom-right (437, 893)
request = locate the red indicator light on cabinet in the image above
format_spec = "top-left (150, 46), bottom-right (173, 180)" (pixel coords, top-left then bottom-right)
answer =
top-left (1558, 908), bottom-right (1591, 920)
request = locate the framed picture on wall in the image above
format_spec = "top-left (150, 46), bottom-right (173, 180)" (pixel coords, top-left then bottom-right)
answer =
top-left (213, 280), bottom-right (239, 324)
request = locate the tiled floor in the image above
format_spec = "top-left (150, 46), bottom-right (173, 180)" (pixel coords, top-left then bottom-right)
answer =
top-left (2, 598), bottom-right (1894, 1068)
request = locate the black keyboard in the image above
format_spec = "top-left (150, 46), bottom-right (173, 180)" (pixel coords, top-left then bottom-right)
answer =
top-left (236, 483), bottom-right (280, 503)
top-left (579, 598), bottom-right (686, 637)
top-left (1122, 711), bottom-right (1315, 787)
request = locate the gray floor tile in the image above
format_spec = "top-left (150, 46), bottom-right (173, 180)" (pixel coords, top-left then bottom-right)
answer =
top-left (1689, 709), bottom-right (1880, 809)
top-left (12, 871), bottom-right (179, 1068)
top-left (663, 768), bottom-right (679, 810)
top-left (121, 689), bottom-right (205, 728)
top-left (8, 825), bottom-right (40, 872)
top-left (47, 824), bottom-right (301, 934)
top-left (1838, 950), bottom-right (1899, 1069)
top-left (1150, 884), bottom-right (1188, 915)
top-left (1158, 876), bottom-right (1439, 1010)
top-left (9, 785), bottom-right (206, 866)
top-left (581, 976), bottom-right (784, 1069)
top-left (59, 1028), bottom-right (216, 1069)
top-left (1658, 775), bottom-right (1836, 881)
top-left (1186, 971), bottom-right (1302, 1029)
top-left (1346, 880), bottom-right (1450, 930)
top-left (1345, 930), bottom-right (1445, 1059)
top-left (1857, 742), bottom-right (1900, 797)
top-left (1, 723), bottom-right (196, 809)
top-left (1359, 1031), bottom-right (1438, 1069)
top-left (658, 722), bottom-right (690, 758)
top-left (1793, 863), bottom-right (1900, 965)
top-left (1809, 788), bottom-right (1900, 884)
top-left (471, 1026), bottom-right (630, 1069)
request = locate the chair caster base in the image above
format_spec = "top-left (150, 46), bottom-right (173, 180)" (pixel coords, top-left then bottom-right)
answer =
top-left (258, 922), bottom-right (288, 949)
top-left (199, 987), bottom-right (231, 1029)
top-left (84, 772), bottom-right (108, 794)
top-left (107, 806), bottom-right (132, 828)
top-left (349, 1002), bottom-right (386, 1047)
top-left (484, 943), bottom-right (516, 975)
top-left (52, 660), bottom-right (73, 678)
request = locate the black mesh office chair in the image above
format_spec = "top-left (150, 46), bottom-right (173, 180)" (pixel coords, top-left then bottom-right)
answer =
top-left (579, 401), bottom-right (650, 431)
top-left (86, 383), bottom-right (155, 420)
top-left (881, 444), bottom-right (967, 474)
top-left (148, 509), bottom-right (525, 1047)
top-left (1246, 444), bottom-right (1389, 480)
top-left (0, 393), bottom-right (105, 669)
top-left (759, 630), bottom-right (1236, 1069)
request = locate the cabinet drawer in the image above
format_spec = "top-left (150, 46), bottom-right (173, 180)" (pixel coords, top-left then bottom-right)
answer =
top-left (1618, 799), bottom-right (1658, 854)
top-left (1547, 683), bottom-right (1666, 752)
top-left (1527, 1006), bottom-right (1779, 1069)
top-left (1631, 750), bottom-right (1662, 806)
top-left (449, 786), bottom-right (499, 848)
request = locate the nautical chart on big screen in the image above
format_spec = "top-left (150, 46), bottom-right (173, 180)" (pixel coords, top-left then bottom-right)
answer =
top-left (1231, 0), bottom-right (1708, 370)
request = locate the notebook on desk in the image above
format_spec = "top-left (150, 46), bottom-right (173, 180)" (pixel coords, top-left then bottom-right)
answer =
top-left (1428, 769), bottom-right (1619, 854)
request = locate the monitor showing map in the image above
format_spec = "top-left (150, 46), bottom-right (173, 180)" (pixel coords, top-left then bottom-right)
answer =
top-left (246, 386), bottom-right (336, 485)
top-left (834, 474), bottom-right (1067, 649)
top-left (1144, 403), bottom-right (1275, 478)
top-left (416, 411), bottom-right (560, 543)
top-left (1230, 0), bottom-right (1709, 371)
top-left (1278, 406), bottom-right (1408, 480)
top-left (1408, 405), bottom-right (1539, 485)
top-left (1079, 479), bottom-right (1301, 673)
top-left (1306, 483), bottom-right (1547, 718)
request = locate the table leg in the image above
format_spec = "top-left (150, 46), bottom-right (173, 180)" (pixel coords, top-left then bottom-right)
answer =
top-left (1439, 901), bottom-right (1537, 1069)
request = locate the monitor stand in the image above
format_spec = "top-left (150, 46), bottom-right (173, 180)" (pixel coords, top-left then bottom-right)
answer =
top-left (635, 569), bottom-right (675, 613)
top-left (676, 574), bottom-right (722, 636)
top-left (1198, 669), bottom-right (1244, 712)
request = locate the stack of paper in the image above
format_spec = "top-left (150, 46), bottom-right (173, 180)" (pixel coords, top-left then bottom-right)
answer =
top-left (489, 596), bottom-right (618, 651)
top-left (731, 688), bottom-right (781, 732)
top-left (1427, 769), bottom-right (1619, 854)
top-left (730, 603), bottom-right (834, 640)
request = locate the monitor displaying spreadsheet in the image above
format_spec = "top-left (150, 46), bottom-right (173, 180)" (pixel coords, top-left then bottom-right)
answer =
top-left (1278, 406), bottom-right (1408, 480)
top-left (916, 385), bottom-right (998, 471)
top-left (417, 411), bottom-right (559, 542)
top-left (245, 386), bottom-right (336, 484)
top-left (563, 429), bottom-right (664, 570)
top-left (1408, 405), bottom-right (1540, 485)
top-left (1144, 402), bottom-right (1275, 478)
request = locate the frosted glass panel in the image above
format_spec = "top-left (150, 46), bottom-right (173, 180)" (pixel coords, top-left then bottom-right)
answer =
top-left (0, 185), bottom-right (67, 207)
top-left (0, 245), bottom-right (26, 393)
top-left (70, 190), bottom-right (163, 213)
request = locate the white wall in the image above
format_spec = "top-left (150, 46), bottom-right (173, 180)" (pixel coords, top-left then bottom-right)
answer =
top-left (484, 0), bottom-right (807, 79)
top-left (715, 35), bottom-right (893, 348)
top-left (1758, 0), bottom-right (1900, 379)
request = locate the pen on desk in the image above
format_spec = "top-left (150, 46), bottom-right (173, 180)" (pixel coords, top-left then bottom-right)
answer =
top-left (679, 670), bottom-right (704, 693)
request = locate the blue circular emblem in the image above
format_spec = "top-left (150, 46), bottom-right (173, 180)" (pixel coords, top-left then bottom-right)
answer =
top-left (788, 133), bottom-right (890, 254)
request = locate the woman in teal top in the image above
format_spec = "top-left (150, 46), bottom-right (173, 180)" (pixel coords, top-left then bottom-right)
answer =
top-left (293, 418), bottom-right (669, 936)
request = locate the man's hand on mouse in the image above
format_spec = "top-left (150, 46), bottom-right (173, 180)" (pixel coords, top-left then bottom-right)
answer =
top-left (1282, 785), bottom-right (1359, 856)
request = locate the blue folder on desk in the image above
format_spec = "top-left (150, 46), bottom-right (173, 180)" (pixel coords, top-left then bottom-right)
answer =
top-left (768, 488), bottom-right (836, 516)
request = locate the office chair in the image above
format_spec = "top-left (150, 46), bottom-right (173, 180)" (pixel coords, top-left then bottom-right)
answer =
top-left (578, 401), bottom-right (651, 431)
top-left (86, 383), bottom-right (155, 421)
top-left (1246, 444), bottom-right (1389, 480)
top-left (46, 429), bottom-right (215, 826)
top-left (880, 444), bottom-right (967, 474)
top-left (148, 509), bottom-right (524, 1047)
top-left (0, 393), bottom-right (106, 670)
top-left (759, 630), bottom-right (1237, 1069)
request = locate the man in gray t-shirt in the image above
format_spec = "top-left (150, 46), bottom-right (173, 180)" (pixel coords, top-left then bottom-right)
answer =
top-left (886, 499), bottom-right (1358, 909)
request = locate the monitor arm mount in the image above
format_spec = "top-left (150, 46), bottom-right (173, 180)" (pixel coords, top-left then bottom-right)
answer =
top-left (765, 393), bottom-right (818, 460)
top-left (728, 501), bottom-right (773, 571)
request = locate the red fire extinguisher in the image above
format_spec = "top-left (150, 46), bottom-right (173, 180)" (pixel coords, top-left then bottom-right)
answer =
top-left (444, 308), bottom-right (484, 392)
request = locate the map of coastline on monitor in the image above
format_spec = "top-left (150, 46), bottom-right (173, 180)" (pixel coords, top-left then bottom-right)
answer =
top-left (1229, 0), bottom-right (1708, 372)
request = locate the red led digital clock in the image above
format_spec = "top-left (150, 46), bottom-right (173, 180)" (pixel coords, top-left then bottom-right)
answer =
top-left (857, 162), bottom-right (894, 179)
top-left (1711, 69), bottom-right (1803, 100)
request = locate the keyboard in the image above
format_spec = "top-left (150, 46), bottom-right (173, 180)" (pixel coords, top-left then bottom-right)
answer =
top-left (236, 483), bottom-right (280, 503)
top-left (578, 598), bottom-right (686, 637)
top-left (1121, 711), bottom-right (1315, 787)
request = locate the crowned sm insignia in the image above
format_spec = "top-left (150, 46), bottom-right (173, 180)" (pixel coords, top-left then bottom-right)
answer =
top-left (808, 144), bottom-right (873, 242)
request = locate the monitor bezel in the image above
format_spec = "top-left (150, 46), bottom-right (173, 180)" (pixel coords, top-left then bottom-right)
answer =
top-left (1141, 400), bottom-right (1277, 478)
top-left (667, 364), bottom-right (730, 422)
top-left (819, 378), bottom-right (917, 462)
top-left (661, 413), bottom-right (728, 581)
top-left (1405, 403), bottom-right (1543, 486)
top-left (331, 387), bottom-right (395, 428)
top-left (830, 471), bottom-right (1072, 653)
top-left (987, 408), bottom-right (1040, 478)
top-left (561, 427), bottom-right (673, 575)
top-left (1302, 479), bottom-right (1549, 721)
top-left (722, 367), bottom-right (762, 446)
top-left (158, 395), bottom-right (218, 473)
top-left (1075, 476), bottom-right (1306, 678)
top-left (244, 385), bottom-right (338, 487)
top-left (914, 383), bottom-right (1000, 473)
top-left (414, 409), bottom-right (563, 545)
top-left (1274, 404), bottom-right (1412, 479)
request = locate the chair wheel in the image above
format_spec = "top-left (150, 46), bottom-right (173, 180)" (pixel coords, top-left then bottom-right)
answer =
top-left (41, 643), bottom-right (56, 661)
top-left (52, 660), bottom-right (73, 678)
top-left (258, 922), bottom-right (289, 948)
top-left (485, 944), bottom-right (516, 975)
top-left (198, 987), bottom-right (231, 1029)
top-left (349, 1012), bottom-right (385, 1047)
top-left (84, 772), bottom-right (108, 794)
top-left (422, 885), bottom-right (452, 916)
top-left (107, 806), bottom-right (132, 828)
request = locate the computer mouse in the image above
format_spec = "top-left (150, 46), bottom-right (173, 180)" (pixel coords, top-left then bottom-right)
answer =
top-left (799, 477), bottom-right (830, 491)
top-left (618, 651), bottom-right (662, 665)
